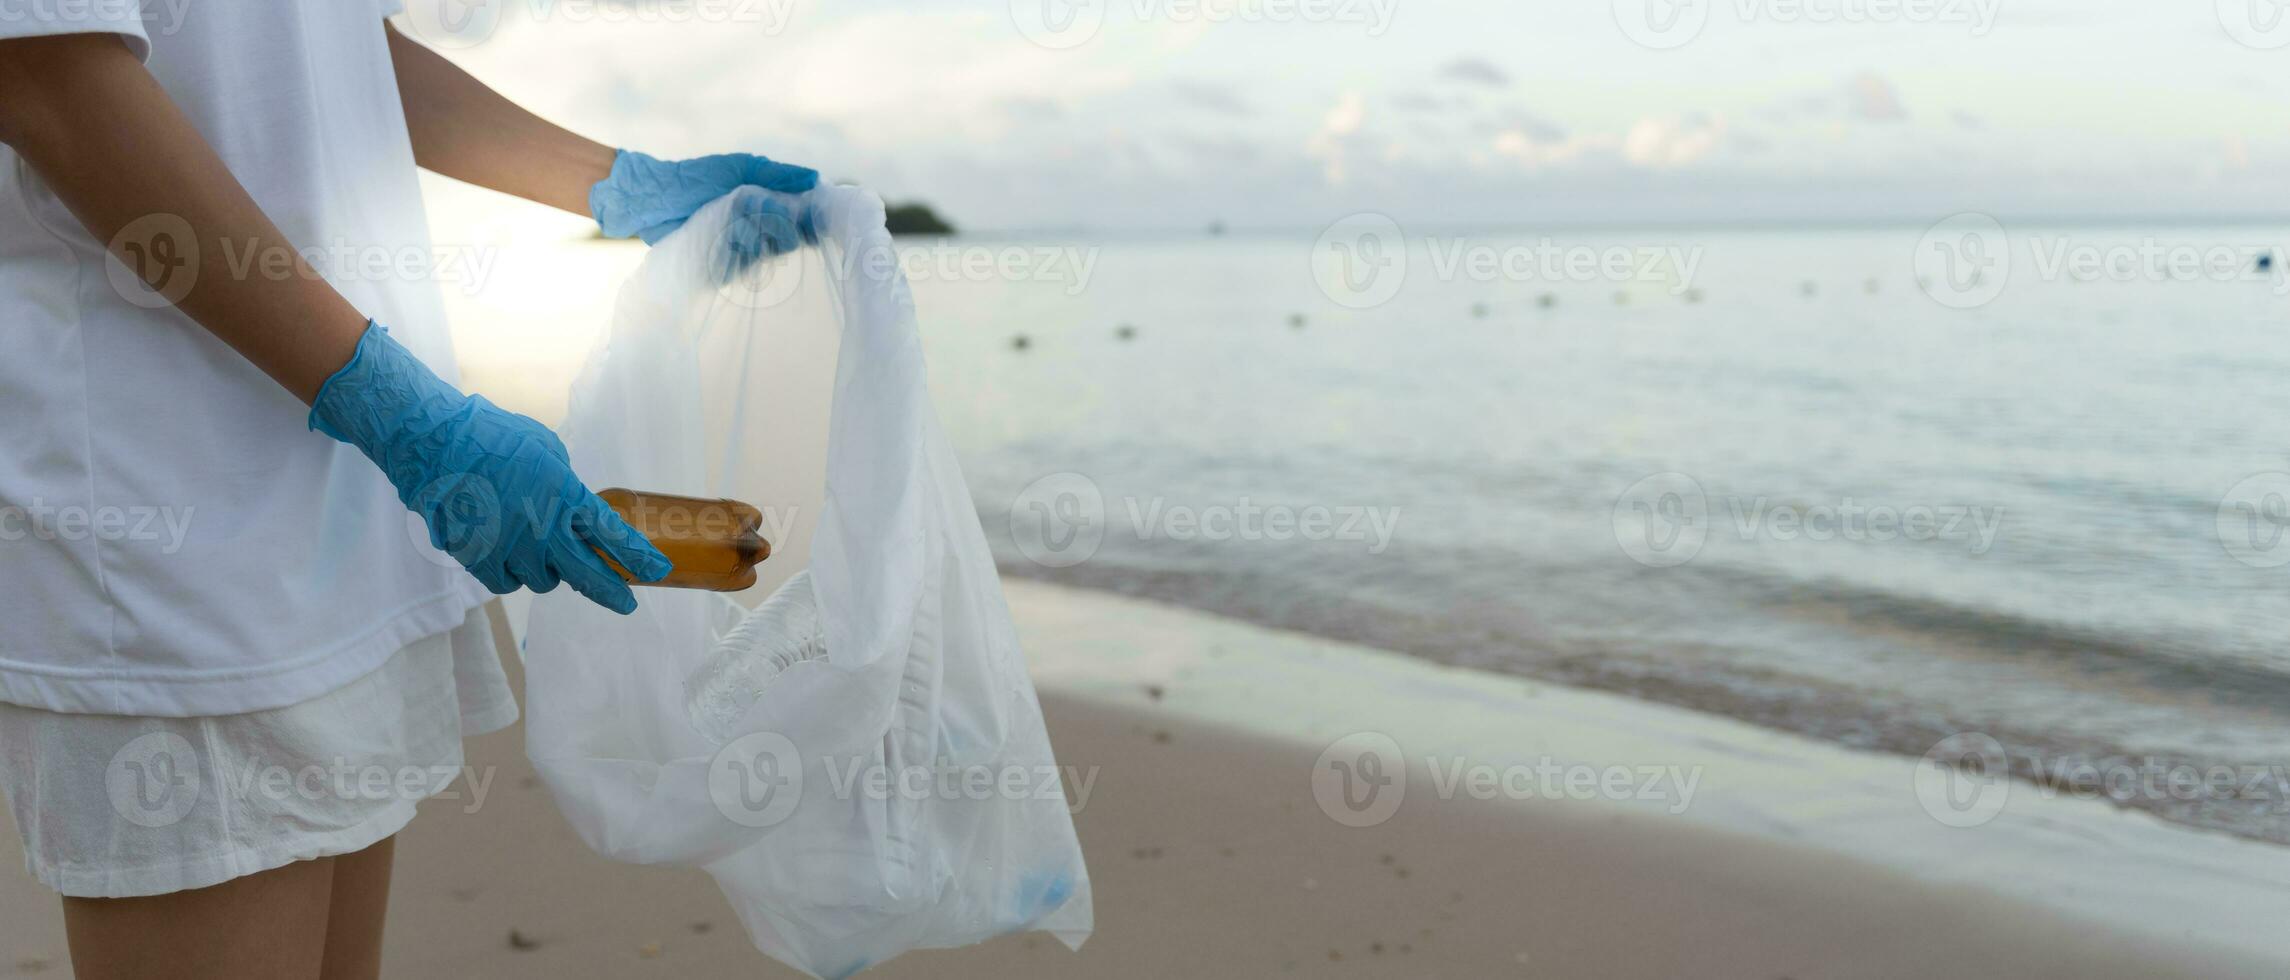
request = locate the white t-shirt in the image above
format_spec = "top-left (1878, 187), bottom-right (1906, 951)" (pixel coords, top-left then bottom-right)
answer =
top-left (0, 1), bottom-right (491, 716)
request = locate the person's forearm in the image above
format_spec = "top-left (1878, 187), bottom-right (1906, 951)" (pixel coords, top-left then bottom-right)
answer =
top-left (385, 23), bottom-right (615, 216)
top-left (0, 33), bottom-right (366, 404)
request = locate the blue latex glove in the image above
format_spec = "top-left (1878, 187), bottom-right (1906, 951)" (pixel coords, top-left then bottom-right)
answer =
top-left (589, 149), bottom-right (820, 280)
top-left (309, 322), bottom-right (672, 614)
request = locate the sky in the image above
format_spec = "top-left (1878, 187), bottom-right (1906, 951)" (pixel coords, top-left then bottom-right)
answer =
top-left (401, 0), bottom-right (2290, 232)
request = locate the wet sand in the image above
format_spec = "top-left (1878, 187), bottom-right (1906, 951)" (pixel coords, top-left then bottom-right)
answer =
top-left (1, 583), bottom-right (2282, 978)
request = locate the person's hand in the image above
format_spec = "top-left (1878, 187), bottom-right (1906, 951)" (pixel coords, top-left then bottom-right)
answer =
top-left (588, 149), bottom-right (820, 281)
top-left (309, 322), bottom-right (672, 613)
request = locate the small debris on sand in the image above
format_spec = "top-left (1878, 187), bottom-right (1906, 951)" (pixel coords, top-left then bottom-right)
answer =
top-left (508, 929), bottom-right (542, 951)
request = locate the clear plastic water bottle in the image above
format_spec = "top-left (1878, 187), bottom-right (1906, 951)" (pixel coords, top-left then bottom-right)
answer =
top-left (684, 570), bottom-right (827, 745)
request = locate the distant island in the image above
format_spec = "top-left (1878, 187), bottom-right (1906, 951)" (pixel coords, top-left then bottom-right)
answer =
top-left (885, 202), bottom-right (955, 236)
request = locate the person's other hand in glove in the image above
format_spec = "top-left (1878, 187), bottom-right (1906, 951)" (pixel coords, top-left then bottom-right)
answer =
top-left (389, 30), bottom-right (822, 280)
top-left (590, 150), bottom-right (820, 281)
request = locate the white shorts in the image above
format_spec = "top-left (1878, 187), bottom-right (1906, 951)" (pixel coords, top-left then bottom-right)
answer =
top-left (0, 605), bottom-right (516, 898)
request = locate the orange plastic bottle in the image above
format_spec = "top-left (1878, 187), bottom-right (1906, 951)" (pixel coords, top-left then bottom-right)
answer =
top-left (592, 488), bottom-right (771, 592)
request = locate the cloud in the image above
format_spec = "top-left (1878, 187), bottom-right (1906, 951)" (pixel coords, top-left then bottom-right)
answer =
top-left (1622, 113), bottom-right (1728, 168)
top-left (1478, 106), bottom-right (1566, 143)
top-left (1846, 72), bottom-right (1907, 122)
top-left (1305, 91), bottom-right (1371, 184)
top-left (1171, 81), bottom-right (1253, 116)
top-left (1440, 57), bottom-right (1511, 87)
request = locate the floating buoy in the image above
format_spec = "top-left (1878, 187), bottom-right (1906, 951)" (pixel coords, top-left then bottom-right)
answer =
top-left (1288, 313), bottom-right (1306, 329)
top-left (1684, 288), bottom-right (1704, 303)
top-left (1801, 281), bottom-right (1818, 297)
top-left (1612, 291), bottom-right (1629, 305)
top-left (1011, 334), bottom-right (1031, 351)
top-left (1537, 293), bottom-right (1556, 309)
top-left (1864, 278), bottom-right (1880, 295)
top-left (1471, 302), bottom-right (1490, 319)
top-left (1115, 324), bottom-right (1137, 341)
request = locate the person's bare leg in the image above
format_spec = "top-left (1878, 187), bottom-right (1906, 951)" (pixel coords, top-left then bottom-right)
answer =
top-left (320, 835), bottom-right (396, 980)
top-left (62, 854), bottom-right (336, 980)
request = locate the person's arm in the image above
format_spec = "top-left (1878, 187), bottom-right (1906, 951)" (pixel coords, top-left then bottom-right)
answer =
top-left (0, 30), bottom-right (671, 611)
top-left (384, 22), bottom-right (613, 216)
top-left (0, 32), bottom-right (364, 403)
top-left (384, 22), bottom-right (819, 277)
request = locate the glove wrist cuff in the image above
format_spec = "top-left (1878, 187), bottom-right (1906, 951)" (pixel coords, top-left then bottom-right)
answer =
top-left (590, 148), bottom-right (663, 240)
top-left (308, 321), bottom-right (466, 467)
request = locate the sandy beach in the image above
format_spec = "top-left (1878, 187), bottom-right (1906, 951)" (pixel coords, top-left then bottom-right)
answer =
top-left (4, 580), bottom-right (2284, 979)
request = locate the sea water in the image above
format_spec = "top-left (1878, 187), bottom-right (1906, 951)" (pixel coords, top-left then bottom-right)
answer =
top-left (914, 223), bottom-right (2290, 844)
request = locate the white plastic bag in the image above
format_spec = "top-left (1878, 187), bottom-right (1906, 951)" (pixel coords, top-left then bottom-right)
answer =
top-left (520, 185), bottom-right (1092, 978)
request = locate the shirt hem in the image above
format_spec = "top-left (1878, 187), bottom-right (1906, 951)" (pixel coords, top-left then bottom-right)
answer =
top-left (0, 580), bottom-right (491, 717)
